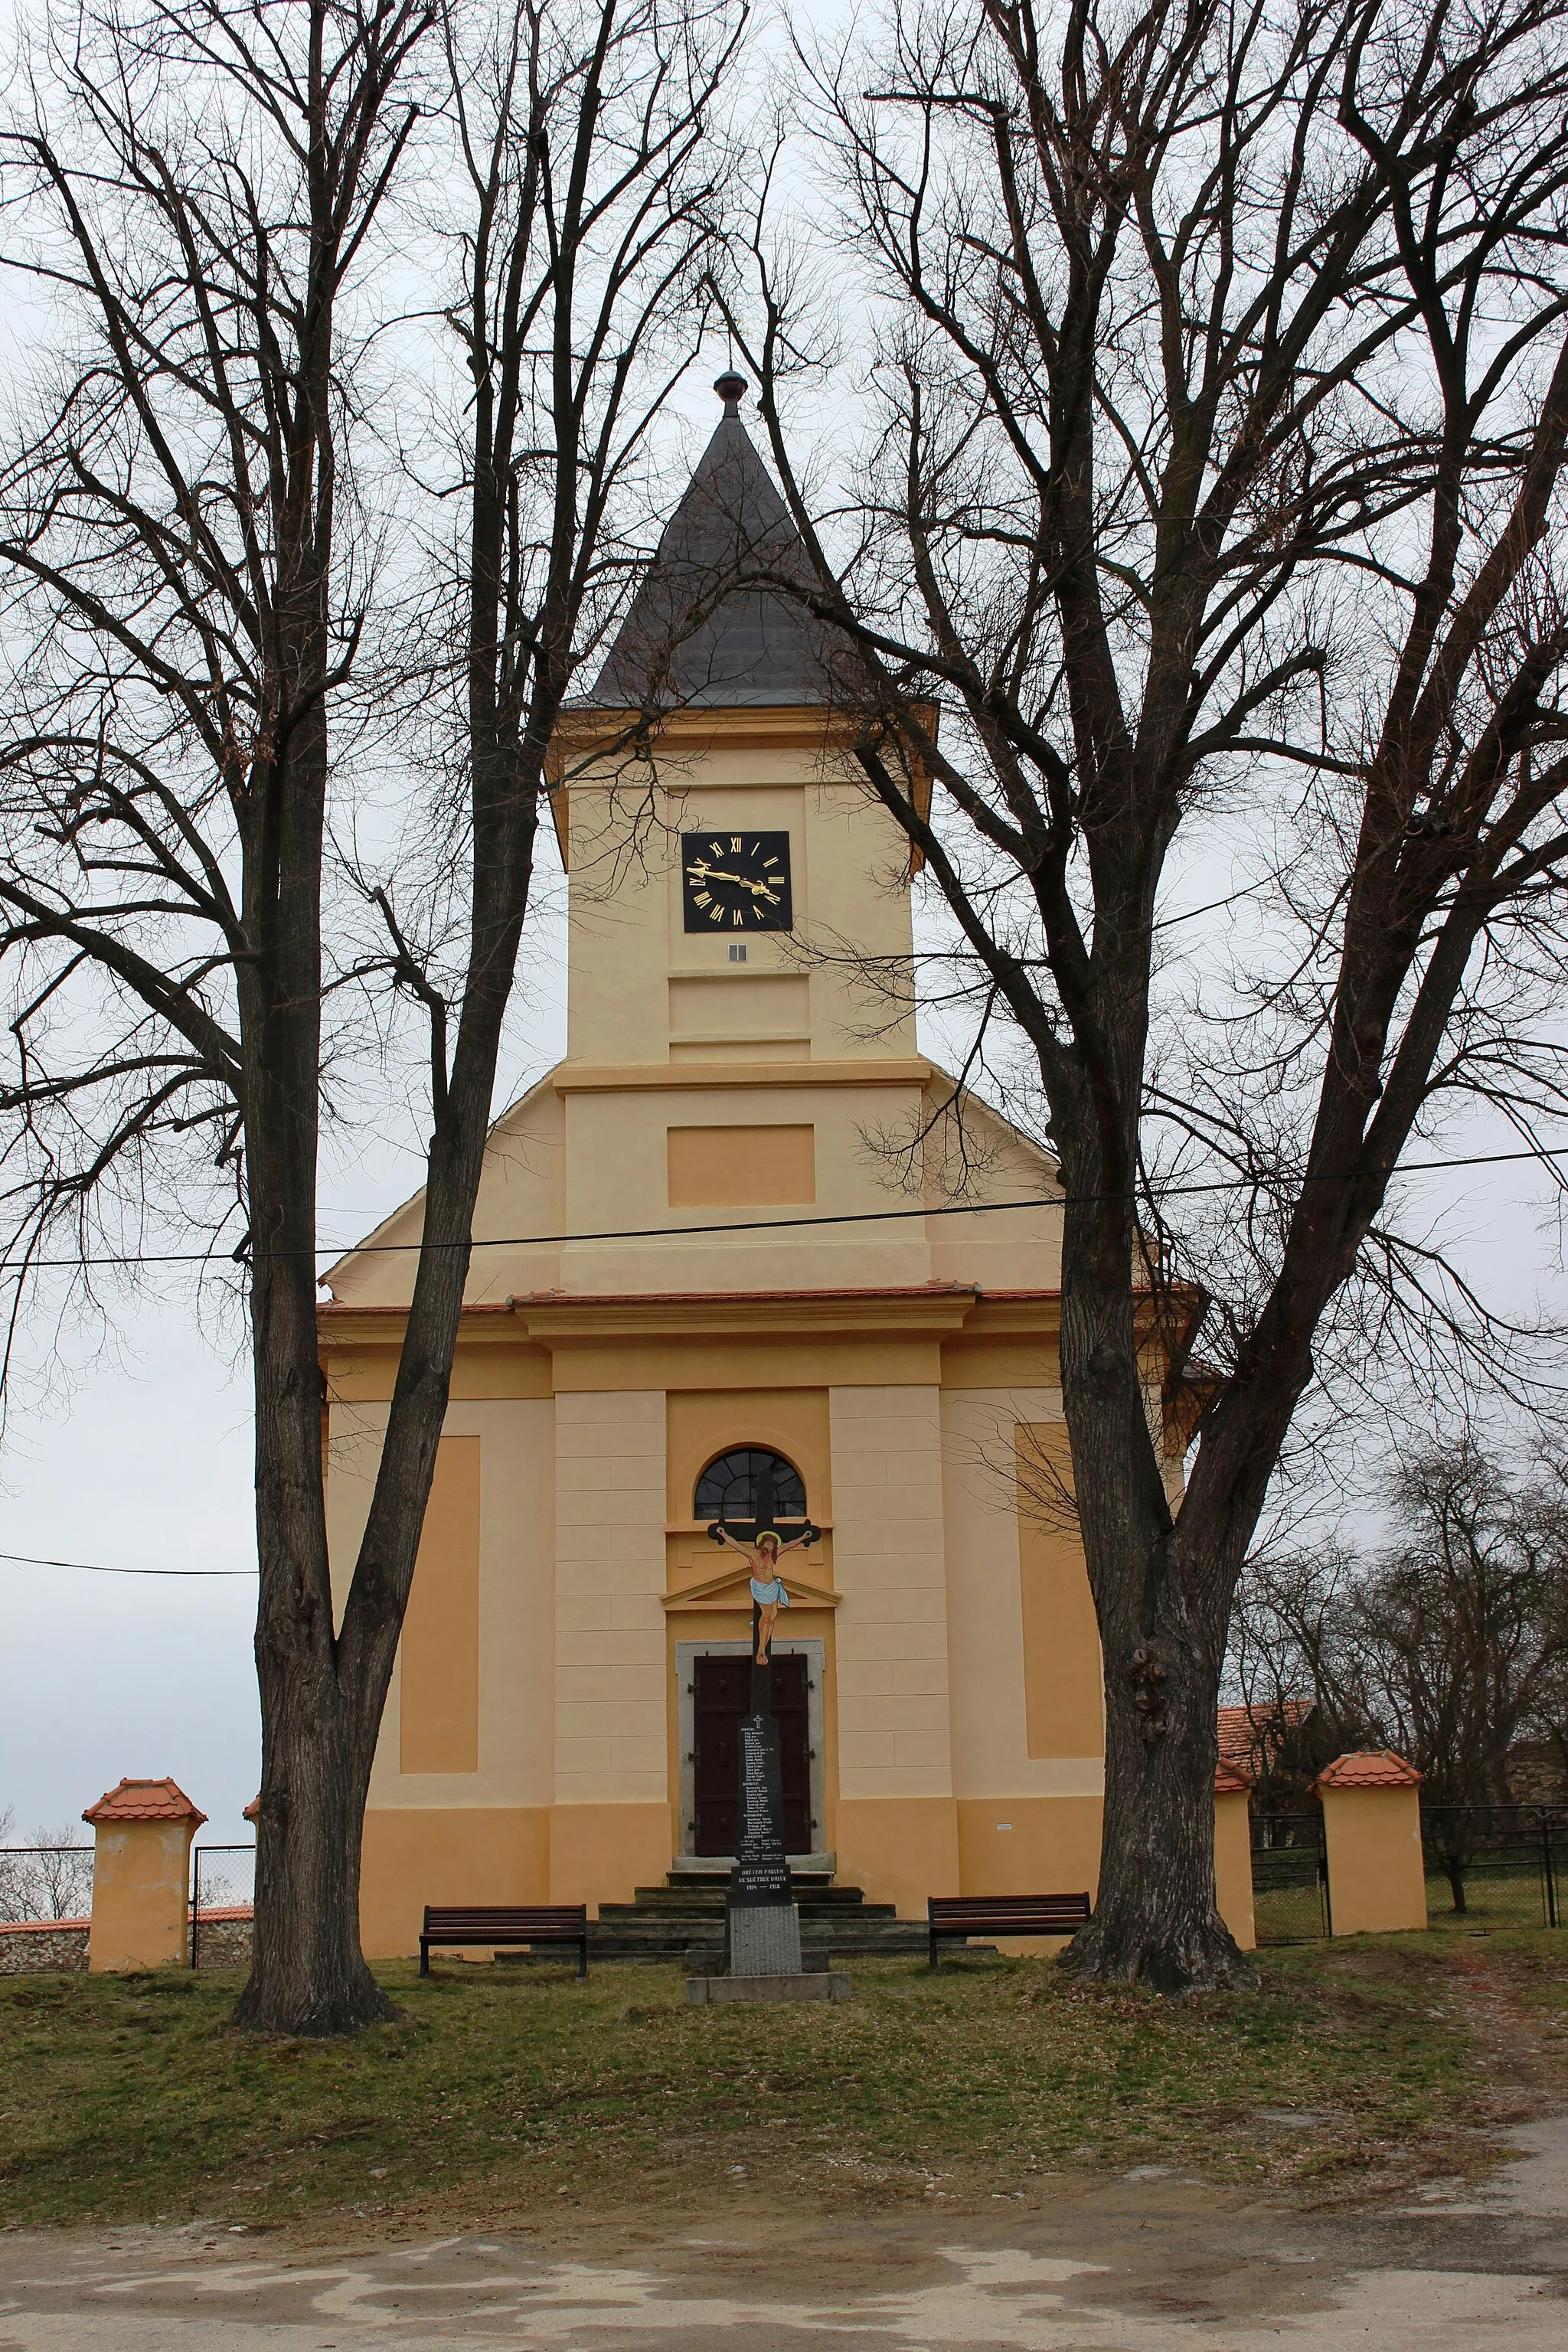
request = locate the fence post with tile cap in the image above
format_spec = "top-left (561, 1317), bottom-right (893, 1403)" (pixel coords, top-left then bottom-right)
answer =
top-left (82, 1777), bottom-right (207, 1971)
top-left (1311, 1753), bottom-right (1426, 1936)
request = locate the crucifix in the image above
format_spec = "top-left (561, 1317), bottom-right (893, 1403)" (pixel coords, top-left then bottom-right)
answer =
top-left (704, 1465), bottom-right (822, 1973)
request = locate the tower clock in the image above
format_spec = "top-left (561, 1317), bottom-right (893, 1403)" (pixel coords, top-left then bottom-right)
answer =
top-left (681, 830), bottom-right (793, 932)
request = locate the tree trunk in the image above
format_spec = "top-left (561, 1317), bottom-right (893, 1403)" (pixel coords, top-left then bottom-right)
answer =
top-left (1066, 1661), bottom-right (1256, 1989)
top-left (235, 1658), bottom-right (390, 2034)
top-left (1049, 1119), bottom-right (1258, 1991)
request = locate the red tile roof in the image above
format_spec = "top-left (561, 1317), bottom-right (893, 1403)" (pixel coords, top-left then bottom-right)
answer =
top-left (1312, 1749), bottom-right (1422, 1792)
top-left (1217, 1700), bottom-right (1312, 1772)
top-left (82, 1776), bottom-right (207, 1827)
top-left (1214, 1759), bottom-right (1254, 1795)
top-left (243, 1795), bottom-right (260, 1822)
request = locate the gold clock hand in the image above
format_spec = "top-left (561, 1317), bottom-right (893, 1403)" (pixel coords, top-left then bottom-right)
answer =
top-left (687, 864), bottom-right (778, 900)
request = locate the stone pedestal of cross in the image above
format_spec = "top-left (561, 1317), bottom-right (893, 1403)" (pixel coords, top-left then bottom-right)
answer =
top-left (722, 1638), bottom-right (804, 1978)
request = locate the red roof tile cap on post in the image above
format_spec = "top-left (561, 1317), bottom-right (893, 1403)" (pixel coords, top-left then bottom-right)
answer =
top-left (82, 1775), bottom-right (207, 1828)
top-left (1311, 1749), bottom-right (1423, 1793)
top-left (1214, 1759), bottom-right (1255, 1795)
top-left (243, 1795), bottom-right (260, 1823)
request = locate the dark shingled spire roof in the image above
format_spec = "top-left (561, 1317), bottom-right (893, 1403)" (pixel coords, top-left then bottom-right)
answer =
top-left (587, 373), bottom-right (831, 708)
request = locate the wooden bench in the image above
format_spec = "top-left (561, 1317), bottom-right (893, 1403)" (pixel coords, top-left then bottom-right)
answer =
top-left (419, 1905), bottom-right (589, 1978)
top-left (926, 1893), bottom-right (1090, 1967)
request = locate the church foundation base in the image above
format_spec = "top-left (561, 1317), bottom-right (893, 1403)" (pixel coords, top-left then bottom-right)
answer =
top-left (688, 1971), bottom-right (851, 2004)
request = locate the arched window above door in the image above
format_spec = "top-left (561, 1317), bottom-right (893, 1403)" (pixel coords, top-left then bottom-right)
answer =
top-left (694, 1447), bottom-right (807, 1534)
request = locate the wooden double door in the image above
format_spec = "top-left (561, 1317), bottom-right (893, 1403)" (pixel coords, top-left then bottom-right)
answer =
top-left (691, 1652), bottom-right (812, 1857)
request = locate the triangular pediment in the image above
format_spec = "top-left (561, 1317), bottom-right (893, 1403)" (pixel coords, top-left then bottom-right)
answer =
top-left (661, 1561), bottom-right (841, 1613)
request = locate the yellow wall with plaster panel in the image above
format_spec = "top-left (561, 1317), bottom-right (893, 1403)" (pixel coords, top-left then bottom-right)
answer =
top-left (665, 1387), bottom-right (831, 1524)
top-left (667, 1122), bottom-right (815, 1207)
top-left (1015, 1423), bottom-right (1105, 1759)
top-left (954, 1795), bottom-right (1102, 1905)
top-left (831, 1383), bottom-right (954, 1802)
top-left (328, 1399), bottom-right (554, 1815)
top-left (554, 1389), bottom-right (668, 1808)
top-left (400, 1436), bottom-right (482, 1774)
top-left (836, 1796), bottom-right (961, 1917)
top-left (361, 1808), bottom-right (550, 1958)
top-left (548, 1804), bottom-right (674, 1912)
top-left (939, 1390), bottom-right (1106, 1798)
top-left (668, 971), bottom-right (809, 1048)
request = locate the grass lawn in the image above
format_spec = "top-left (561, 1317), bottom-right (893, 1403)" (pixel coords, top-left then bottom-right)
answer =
top-left (1, 1935), bottom-right (1563, 2233)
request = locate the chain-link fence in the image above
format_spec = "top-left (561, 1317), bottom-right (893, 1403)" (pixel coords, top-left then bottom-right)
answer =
top-left (1250, 1810), bottom-right (1329, 1942)
top-left (189, 1843), bottom-right (255, 1968)
top-left (1420, 1805), bottom-right (1564, 1930)
top-left (0, 1844), bottom-right (93, 1924)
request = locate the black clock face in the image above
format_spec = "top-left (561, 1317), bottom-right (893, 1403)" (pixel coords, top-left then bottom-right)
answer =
top-left (681, 829), bottom-right (793, 932)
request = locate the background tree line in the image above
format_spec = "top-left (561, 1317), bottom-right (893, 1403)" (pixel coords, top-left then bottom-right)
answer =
top-left (1229, 1439), bottom-right (1568, 1831)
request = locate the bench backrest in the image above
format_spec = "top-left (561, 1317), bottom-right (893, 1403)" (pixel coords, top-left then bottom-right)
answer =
top-left (422, 1905), bottom-right (586, 1935)
top-left (928, 1894), bottom-right (1090, 1928)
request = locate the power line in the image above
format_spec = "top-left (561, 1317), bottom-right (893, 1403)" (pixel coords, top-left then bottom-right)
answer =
top-left (0, 1140), bottom-right (1562, 1275)
top-left (0, 1547), bottom-right (254, 1576)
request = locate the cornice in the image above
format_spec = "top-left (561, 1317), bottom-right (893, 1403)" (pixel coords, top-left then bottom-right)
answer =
top-left (548, 702), bottom-right (941, 773)
top-left (513, 1284), bottom-right (979, 1344)
top-left (550, 1057), bottom-right (932, 1093)
top-left (316, 1284), bottom-right (1074, 1354)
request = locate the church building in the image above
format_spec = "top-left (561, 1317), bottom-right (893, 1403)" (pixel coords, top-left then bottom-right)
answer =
top-left (322, 379), bottom-right (1174, 1957)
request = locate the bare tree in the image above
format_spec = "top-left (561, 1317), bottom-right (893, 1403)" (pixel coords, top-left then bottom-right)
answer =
top-left (0, 0), bottom-right (740, 2033)
top-left (0, 1818), bottom-right (93, 1922)
top-left (1230, 1437), bottom-right (1568, 1903)
top-left (715, 0), bottom-right (1568, 1984)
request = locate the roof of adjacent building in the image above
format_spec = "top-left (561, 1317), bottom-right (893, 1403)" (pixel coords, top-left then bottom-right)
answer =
top-left (1216, 1699), bottom-right (1312, 1772)
top-left (82, 1775), bottom-right (207, 1827)
top-left (586, 374), bottom-right (835, 710)
top-left (1312, 1749), bottom-right (1422, 1791)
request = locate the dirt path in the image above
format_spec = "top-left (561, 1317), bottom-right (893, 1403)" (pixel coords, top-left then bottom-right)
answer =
top-left (0, 2112), bottom-right (1563, 2350)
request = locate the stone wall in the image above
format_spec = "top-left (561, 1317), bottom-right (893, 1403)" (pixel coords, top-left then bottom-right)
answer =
top-left (191, 1913), bottom-right (253, 1968)
top-left (0, 1907), bottom-right (253, 1973)
top-left (0, 1920), bottom-right (89, 1974)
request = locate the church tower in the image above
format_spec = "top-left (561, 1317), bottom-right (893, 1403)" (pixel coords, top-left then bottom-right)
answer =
top-left (323, 380), bottom-right (1140, 1954)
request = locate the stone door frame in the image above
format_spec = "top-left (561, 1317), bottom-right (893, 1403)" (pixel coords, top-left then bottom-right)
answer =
top-left (675, 1636), bottom-right (827, 1862)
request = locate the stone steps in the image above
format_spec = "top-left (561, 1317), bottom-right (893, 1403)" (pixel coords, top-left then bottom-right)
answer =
top-left (580, 1867), bottom-right (928, 1965)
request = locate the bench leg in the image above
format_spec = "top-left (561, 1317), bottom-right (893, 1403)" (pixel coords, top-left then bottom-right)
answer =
top-left (419, 1943), bottom-right (430, 1978)
top-left (929, 1932), bottom-right (939, 1969)
top-left (577, 1940), bottom-right (587, 1981)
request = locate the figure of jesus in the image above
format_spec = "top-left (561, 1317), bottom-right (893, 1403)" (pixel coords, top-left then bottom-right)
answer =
top-left (709, 1522), bottom-right (818, 1663)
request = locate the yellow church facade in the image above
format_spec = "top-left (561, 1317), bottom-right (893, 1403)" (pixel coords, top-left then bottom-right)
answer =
top-left (322, 390), bottom-right (1169, 1957)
